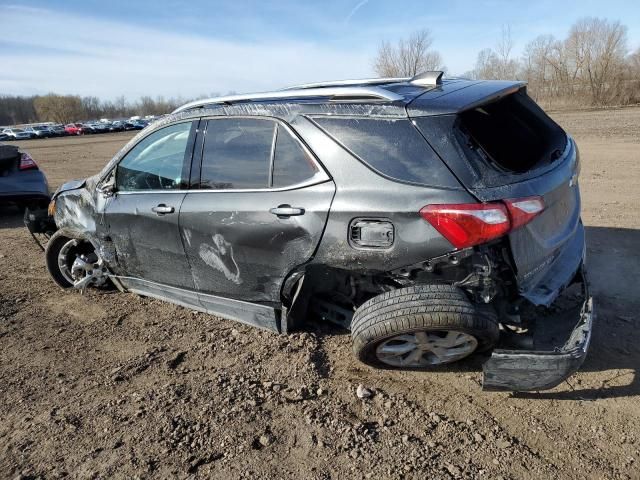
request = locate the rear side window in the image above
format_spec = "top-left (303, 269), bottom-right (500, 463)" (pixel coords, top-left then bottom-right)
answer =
top-left (272, 125), bottom-right (319, 188)
top-left (312, 117), bottom-right (454, 187)
top-left (201, 118), bottom-right (275, 189)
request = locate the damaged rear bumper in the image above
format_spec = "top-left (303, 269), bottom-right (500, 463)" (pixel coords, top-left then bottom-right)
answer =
top-left (482, 270), bottom-right (594, 391)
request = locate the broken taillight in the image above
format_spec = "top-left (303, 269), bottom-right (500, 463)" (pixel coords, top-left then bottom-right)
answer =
top-left (420, 196), bottom-right (544, 249)
top-left (503, 196), bottom-right (545, 229)
top-left (19, 153), bottom-right (38, 171)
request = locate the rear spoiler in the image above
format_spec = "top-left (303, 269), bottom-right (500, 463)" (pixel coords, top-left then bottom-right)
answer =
top-left (406, 80), bottom-right (526, 117)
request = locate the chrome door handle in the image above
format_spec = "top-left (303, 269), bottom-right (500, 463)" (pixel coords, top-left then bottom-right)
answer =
top-left (152, 204), bottom-right (175, 215)
top-left (269, 205), bottom-right (305, 218)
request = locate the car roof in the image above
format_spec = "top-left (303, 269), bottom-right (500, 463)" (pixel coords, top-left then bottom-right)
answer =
top-left (171, 71), bottom-right (526, 120)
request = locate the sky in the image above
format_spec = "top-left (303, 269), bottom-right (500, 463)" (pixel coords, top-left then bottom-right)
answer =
top-left (0, 0), bottom-right (638, 100)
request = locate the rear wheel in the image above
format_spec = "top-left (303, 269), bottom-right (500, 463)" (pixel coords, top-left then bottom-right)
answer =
top-left (351, 284), bottom-right (499, 369)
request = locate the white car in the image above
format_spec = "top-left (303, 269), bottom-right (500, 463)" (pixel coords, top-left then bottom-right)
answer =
top-left (2, 128), bottom-right (32, 140)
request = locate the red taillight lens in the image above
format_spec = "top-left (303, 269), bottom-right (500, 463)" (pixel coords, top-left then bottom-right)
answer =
top-left (420, 196), bottom-right (545, 249)
top-left (419, 203), bottom-right (510, 249)
top-left (19, 152), bottom-right (38, 170)
top-left (504, 196), bottom-right (545, 229)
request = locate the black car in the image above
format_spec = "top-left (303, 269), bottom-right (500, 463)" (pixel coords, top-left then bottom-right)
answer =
top-left (27, 72), bottom-right (592, 391)
top-left (108, 121), bottom-right (125, 132)
top-left (124, 120), bottom-right (147, 130)
top-left (0, 143), bottom-right (49, 208)
top-left (81, 123), bottom-right (98, 134)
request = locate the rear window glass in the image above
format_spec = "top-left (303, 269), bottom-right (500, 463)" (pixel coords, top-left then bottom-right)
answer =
top-left (312, 117), bottom-right (452, 187)
top-left (272, 125), bottom-right (319, 188)
top-left (201, 118), bottom-right (275, 189)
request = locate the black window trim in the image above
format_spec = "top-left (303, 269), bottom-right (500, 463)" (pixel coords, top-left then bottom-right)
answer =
top-left (189, 115), bottom-right (330, 193)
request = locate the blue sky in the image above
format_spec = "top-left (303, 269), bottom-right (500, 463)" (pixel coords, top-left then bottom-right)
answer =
top-left (1, 0), bottom-right (638, 100)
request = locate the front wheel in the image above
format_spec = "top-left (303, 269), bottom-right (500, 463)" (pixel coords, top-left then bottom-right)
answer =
top-left (45, 232), bottom-right (108, 289)
top-left (351, 284), bottom-right (499, 369)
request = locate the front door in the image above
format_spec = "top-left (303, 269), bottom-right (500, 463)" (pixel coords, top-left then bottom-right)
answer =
top-left (103, 120), bottom-right (197, 288)
top-left (179, 117), bottom-right (335, 303)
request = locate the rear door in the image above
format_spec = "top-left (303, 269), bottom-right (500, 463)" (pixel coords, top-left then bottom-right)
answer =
top-left (179, 116), bottom-right (334, 303)
top-left (103, 120), bottom-right (197, 289)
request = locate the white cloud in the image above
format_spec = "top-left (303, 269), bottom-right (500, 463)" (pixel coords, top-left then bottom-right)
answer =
top-left (0, 5), bottom-right (376, 100)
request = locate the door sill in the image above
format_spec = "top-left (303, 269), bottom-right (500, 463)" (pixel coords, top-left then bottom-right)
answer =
top-left (115, 276), bottom-right (281, 333)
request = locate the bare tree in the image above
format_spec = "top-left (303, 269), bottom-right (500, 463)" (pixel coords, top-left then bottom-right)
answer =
top-left (373, 29), bottom-right (444, 77)
top-left (471, 25), bottom-right (519, 80)
top-left (522, 35), bottom-right (556, 100)
top-left (572, 18), bottom-right (627, 104)
top-left (469, 17), bottom-right (632, 107)
top-left (33, 94), bottom-right (84, 124)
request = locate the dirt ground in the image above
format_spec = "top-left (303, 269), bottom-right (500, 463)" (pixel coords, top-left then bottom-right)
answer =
top-left (1, 107), bottom-right (639, 479)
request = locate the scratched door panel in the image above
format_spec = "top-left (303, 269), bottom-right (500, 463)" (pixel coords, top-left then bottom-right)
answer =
top-left (179, 181), bottom-right (335, 302)
top-left (104, 192), bottom-right (195, 289)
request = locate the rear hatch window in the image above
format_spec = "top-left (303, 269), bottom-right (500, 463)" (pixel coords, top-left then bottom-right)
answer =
top-left (309, 117), bottom-right (460, 189)
top-left (458, 91), bottom-right (566, 173)
top-left (414, 89), bottom-right (568, 189)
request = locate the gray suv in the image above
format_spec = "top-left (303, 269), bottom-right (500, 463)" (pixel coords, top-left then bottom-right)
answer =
top-left (27, 72), bottom-right (593, 391)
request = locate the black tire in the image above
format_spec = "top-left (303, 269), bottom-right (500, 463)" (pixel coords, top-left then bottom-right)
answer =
top-left (351, 284), bottom-right (499, 369)
top-left (45, 231), bottom-right (75, 288)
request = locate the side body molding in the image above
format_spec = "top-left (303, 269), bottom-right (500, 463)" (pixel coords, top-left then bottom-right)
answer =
top-left (116, 276), bottom-right (281, 333)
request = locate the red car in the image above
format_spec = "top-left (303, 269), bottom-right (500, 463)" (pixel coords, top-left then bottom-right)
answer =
top-left (64, 123), bottom-right (84, 135)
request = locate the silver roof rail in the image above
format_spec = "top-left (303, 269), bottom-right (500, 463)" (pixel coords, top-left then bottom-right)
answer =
top-left (172, 86), bottom-right (403, 114)
top-left (285, 71), bottom-right (445, 90)
top-left (282, 77), bottom-right (410, 90)
top-left (410, 71), bottom-right (444, 86)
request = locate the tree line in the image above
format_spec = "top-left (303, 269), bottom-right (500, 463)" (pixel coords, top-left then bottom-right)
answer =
top-left (374, 17), bottom-right (640, 109)
top-left (0, 94), bottom-right (189, 126)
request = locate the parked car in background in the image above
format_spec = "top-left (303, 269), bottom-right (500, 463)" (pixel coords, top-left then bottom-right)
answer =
top-left (92, 123), bottom-right (109, 134)
top-left (65, 124), bottom-right (84, 135)
top-left (49, 125), bottom-right (67, 136)
top-left (126, 119), bottom-right (148, 130)
top-left (29, 71), bottom-right (593, 392)
top-left (2, 128), bottom-right (32, 140)
top-left (108, 121), bottom-right (125, 132)
top-left (81, 123), bottom-right (98, 134)
top-left (0, 143), bottom-right (49, 208)
top-left (24, 126), bottom-right (52, 139)
top-left (0, 132), bottom-right (10, 141)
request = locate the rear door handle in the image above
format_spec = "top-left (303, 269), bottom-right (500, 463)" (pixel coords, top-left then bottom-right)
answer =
top-left (269, 205), bottom-right (305, 218)
top-left (152, 204), bottom-right (175, 215)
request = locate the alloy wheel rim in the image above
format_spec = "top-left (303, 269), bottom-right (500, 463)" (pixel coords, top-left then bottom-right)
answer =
top-left (57, 238), bottom-right (79, 284)
top-left (375, 330), bottom-right (478, 367)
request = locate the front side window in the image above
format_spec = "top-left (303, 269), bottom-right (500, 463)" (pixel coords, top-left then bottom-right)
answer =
top-left (116, 122), bottom-right (192, 191)
top-left (200, 118), bottom-right (275, 189)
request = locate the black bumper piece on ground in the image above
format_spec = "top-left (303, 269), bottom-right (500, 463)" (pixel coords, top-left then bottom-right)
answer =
top-left (24, 206), bottom-right (57, 251)
top-left (482, 269), bottom-right (594, 391)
